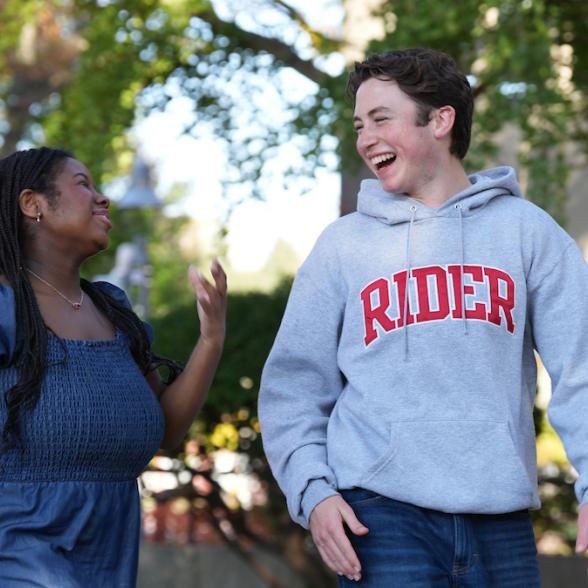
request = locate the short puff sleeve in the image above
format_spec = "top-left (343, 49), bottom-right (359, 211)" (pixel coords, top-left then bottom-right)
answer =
top-left (92, 281), bottom-right (154, 345)
top-left (0, 284), bottom-right (17, 366)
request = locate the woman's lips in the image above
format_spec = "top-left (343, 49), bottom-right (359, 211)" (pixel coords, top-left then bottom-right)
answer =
top-left (93, 211), bottom-right (112, 229)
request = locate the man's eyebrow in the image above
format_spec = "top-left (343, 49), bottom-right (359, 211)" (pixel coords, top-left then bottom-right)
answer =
top-left (353, 106), bottom-right (393, 122)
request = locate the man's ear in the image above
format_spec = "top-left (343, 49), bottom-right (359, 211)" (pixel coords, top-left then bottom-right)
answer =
top-left (19, 189), bottom-right (42, 221)
top-left (432, 105), bottom-right (456, 140)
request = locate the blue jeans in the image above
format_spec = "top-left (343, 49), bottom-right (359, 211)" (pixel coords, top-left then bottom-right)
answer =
top-left (338, 489), bottom-right (541, 587)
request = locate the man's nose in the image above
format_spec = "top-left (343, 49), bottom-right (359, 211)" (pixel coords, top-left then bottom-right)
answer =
top-left (357, 126), bottom-right (377, 152)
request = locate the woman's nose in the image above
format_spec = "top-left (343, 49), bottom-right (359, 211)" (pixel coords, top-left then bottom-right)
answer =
top-left (95, 190), bottom-right (110, 208)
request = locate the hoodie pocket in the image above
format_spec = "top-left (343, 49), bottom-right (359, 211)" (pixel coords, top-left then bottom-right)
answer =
top-left (362, 420), bottom-right (535, 513)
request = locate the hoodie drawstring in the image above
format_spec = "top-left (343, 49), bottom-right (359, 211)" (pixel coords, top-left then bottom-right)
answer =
top-left (403, 205), bottom-right (417, 360)
top-left (403, 203), bottom-right (467, 359)
top-left (455, 203), bottom-right (468, 334)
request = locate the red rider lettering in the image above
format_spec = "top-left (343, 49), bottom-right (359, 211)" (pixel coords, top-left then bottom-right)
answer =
top-left (412, 266), bottom-right (450, 323)
top-left (463, 265), bottom-right (487, 320)
top-left (392, 270), bottom-right (416, 328)
top-left (360, 277), bottom-right (397, 346)
top-left (447, 265), bottom-right (486, 319)
top-left (484, 267), bottom-right (516, 333)
top-left (360, 264), bottom-right (517, 347)
top-left (448, 265), bottom-right (464, 318)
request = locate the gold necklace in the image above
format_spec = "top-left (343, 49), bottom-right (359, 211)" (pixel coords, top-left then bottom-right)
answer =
top-left (26, 268), bottom-right (84, 310)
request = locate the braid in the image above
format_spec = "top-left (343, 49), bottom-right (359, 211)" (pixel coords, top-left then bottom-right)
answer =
top-left (0, 148), bottom-right (72, 450)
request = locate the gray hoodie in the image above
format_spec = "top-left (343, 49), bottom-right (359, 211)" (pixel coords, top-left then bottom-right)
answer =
top-left (258, 167), bottom-right (588, 528)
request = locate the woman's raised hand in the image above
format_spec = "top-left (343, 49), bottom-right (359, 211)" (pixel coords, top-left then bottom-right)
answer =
top-left (188, 259), bottom-right (227, 348)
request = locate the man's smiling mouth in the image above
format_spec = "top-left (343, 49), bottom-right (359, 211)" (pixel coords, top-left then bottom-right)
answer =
top-left (371, 153), bottom-right (397, 169)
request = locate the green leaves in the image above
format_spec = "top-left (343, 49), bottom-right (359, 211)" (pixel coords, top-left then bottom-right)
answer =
top-left (0, 0), bottom-right (333, 196)
top-left (2, 0), bottom-right (587, 225)
top-left (336, 0), bottom-right (585, 224)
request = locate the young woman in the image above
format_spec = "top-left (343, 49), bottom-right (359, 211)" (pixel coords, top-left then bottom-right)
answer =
top-left (0, 147), bottom-right (227, 587)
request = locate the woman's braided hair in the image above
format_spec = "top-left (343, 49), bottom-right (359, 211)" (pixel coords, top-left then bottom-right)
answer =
top-left (0, 147), bottom-right (181, 451)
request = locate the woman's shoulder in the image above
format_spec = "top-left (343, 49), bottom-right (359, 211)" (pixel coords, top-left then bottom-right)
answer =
top-left (91, 280), bottom-right (133, 310)
top-left (91, 281), bottom-right (154, 344)
top-left (0, 275), bottom-right (15, 303)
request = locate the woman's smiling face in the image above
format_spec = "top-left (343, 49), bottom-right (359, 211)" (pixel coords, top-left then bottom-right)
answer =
top-left (39, 157), bottom-right (112, 254)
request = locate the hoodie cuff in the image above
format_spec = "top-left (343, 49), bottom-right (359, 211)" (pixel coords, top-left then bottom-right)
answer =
top-left (300, 478), bottom-right (339, 526)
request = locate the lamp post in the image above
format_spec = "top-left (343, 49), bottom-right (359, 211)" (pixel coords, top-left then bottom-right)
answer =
top-left (117, 157), bottom-right (162, 319)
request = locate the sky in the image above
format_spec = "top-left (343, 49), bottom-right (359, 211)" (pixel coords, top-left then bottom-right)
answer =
top-left (126, 0), bottom-right (346, 273)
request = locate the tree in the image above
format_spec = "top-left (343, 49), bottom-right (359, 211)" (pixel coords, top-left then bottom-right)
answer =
top-left (3, 0), bottom-right (588, 575)
top-left (6, 0), bottom-right (587, 262)
top-left (0, 0), bottom-right (338, 191)
top-left (337, 0), bottom-right (588, 225)
top-left (2, 1), bottom-right (586, 222)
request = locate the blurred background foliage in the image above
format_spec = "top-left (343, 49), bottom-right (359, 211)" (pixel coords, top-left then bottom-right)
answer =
top-left (2, 0), bottom-right (588, 584)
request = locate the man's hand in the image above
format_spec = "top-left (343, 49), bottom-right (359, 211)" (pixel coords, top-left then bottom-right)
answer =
top-left (575, 502), bottom-right (588, 554)
top-left (309, 495), bottom-right (369, 582)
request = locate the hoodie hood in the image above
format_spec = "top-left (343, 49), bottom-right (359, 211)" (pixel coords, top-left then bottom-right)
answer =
top-left (357, 166), bottom-right (522, 225)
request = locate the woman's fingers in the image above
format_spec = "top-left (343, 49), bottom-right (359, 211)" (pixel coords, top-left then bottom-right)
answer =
top-left (189, 261), bottom-right (227, 306)
top-left (188, 262), bottom-right (227, 345)
top-left (188, 269), bottom-right (218, 309)
top-left (211, 258), bottom-right (227, 296)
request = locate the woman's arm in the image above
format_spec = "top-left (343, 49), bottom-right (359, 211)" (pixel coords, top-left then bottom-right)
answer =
top-left (151, 259), bottom-right (227, 450)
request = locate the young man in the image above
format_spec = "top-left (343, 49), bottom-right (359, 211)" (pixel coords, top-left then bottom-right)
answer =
top-left (258, 48), bottom-right (588, 586)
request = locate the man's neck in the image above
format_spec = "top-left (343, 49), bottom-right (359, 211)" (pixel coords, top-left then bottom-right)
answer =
top-left (411, 160), bottom-right (471, 209)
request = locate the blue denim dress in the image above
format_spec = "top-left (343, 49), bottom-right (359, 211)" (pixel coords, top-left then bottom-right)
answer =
top-left (0, 283), bottom-right (164, 587)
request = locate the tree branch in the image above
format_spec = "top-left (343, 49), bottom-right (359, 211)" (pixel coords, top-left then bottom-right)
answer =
top-left (203, 10), bottom-right (329, 85)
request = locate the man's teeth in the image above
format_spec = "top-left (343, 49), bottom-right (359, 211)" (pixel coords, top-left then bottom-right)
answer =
top-left (371, 154), bottom-right (396, 166)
